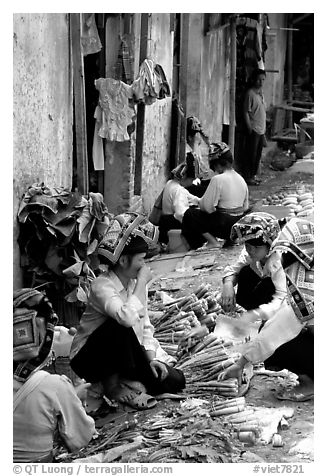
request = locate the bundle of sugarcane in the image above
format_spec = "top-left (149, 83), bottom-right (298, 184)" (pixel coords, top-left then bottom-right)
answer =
top-left (209, 397), bottom-right (259, 426)
top-left (159, 343), bottom-right (179, 357)
top-left (175, 325), bottom-right (210, 358)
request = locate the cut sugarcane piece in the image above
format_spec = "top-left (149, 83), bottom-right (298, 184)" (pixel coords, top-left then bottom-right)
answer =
top-left (210, 404), bottom-right (245, 417)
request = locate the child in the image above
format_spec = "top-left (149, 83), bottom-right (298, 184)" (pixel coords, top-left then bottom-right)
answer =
top-left (13, 289), bottom-right (95, 463)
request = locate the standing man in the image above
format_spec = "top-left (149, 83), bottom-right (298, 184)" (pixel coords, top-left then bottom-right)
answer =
top-left (243, 69), bottom-right (266, 185)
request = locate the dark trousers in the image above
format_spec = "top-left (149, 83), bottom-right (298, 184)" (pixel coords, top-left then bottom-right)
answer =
top-left (244, 130), bottom-right (264, 179)
top-left (70, 319), bottom-right (185, 395)
top-left (182, 207), bottom-right (243, 250)
top-left (236, 265), bottom-right (314, 380)
top-left (236, 265), bottom-right (276, 310)
top-left (158, 215), bottom-right (181, 244)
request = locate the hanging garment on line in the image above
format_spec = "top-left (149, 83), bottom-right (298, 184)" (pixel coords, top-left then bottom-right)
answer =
top-left (94, 78), bottom-right (136, 142)
top-left (92, 106), bottom-right (105, 170)
top-left (114, 35), bottom-right (134, 84)
top-left (132, 59), bottom-right (160, 105)
top-left (81, 14), bottom-right (102, 56)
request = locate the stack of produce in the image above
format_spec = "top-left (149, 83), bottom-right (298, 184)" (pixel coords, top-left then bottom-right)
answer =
top-left (261, 186), bottom-right (314, 218)
top-left (210, 397), bottom-right (260, 444)
top-left (281, 190), bottom-right (314, 218)
top-left (150, 284), bottom-right (245, 362)
top-left (175, 333), bottom-right (243, 396)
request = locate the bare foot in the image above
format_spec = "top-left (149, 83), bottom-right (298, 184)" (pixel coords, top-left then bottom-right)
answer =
top-left (120, 379), bottom-right (147, 394)
top-left (107, 383), bottom-right (138, 403)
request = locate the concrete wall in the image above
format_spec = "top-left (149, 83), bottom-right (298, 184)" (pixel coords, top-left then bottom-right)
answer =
top-left (263, 14), bottom-right (288, 109)
top-left (13, 13), bottom-right (73, 289)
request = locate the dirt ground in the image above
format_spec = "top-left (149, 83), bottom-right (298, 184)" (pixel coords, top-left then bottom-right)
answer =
top-left (57, 144), bottom-right (314, 464)
top-left (143, 144), bottom-right (314, 463)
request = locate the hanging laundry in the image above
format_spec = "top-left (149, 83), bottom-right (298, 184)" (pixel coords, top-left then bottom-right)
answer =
top-left (132, 59), bottom-right (161, 105)
top-left (94, 78), bottom-right (136, 142)
top-left (154, 64), bottom-right (171, 99)
top-left (236, 17), bottom-right (263, 82)
top-left (92, 105), bottom-right (105, 170)
top-left (114, 35), bottom-right (134, 84)
top-left (81, 14), bottom-right (102, 56)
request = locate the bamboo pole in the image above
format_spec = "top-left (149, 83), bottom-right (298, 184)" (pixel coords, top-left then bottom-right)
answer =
top-left (228, 15), bottom-right (237, 157)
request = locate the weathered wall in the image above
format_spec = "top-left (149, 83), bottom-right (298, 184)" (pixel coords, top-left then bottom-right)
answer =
top-left (199, 26), bottom-right (229, 143)
top-left (263, 14), bottom-right (288, 109)
top-left (13, 13), bottom-right (73, 289)
top-left (187, 14), bottom-right (203, 118)
top-left (141, 13), bottom-right (174, 214)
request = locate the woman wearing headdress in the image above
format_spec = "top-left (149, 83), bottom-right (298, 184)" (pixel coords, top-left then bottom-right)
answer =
top-left (158, 152), bottom-right (200, 244)
top-left (13, 289), bottom-right (95, 463)
top-left (219, 215), bottom-right (314, 402)
top-left (70, 212), bottom-right (185, 410)
top-left (181, 142), bottom-right (249, 249)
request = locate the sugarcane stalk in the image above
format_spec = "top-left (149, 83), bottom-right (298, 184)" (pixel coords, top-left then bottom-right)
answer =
top-left (210, 404), bottom-right (245, 417)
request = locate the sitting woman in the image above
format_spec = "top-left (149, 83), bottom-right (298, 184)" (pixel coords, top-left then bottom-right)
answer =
top-left (13, 289), bottom-right (95, 463)
top-left (221, 212), bottom-right (284, 317)
top-left (70, 212), bottom-right (185, 410)
top-left (182, 142), bottom-right (249, 249)
top-left (158, 152), bottom-right (200, 245)
top-left (219, 216), bottom-right (314, 402)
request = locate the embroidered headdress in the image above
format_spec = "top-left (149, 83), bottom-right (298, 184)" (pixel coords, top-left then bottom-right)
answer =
top-left (13, 288), bottom-right (58, 382)
top-left (97, 212), bottom-right (158, 265)
top-left (230, 212), bottom-right (280, 245)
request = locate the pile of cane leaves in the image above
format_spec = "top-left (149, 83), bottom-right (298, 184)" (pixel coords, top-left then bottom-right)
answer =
top-left (17, 183), bottom-right (112, 304)
top-left (55, 400), bottom-right (243, 464)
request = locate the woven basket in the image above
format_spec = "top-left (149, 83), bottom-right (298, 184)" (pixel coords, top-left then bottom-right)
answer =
top-left (294, 142), bottom-right (314, 159)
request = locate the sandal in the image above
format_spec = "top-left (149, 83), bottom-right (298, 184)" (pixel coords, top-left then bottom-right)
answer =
top-left (126, 392), bottom-right (157, 410)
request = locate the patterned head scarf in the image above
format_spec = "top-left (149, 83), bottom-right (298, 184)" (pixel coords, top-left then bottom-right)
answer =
top-left (230, 212), bottom-right (280, 245)
top-left (98, 212), bottom-right (158, 265)
top-left (272, 218), bottom-right (314, 324)
top-left (171, 152), bottom-right (200, 181)
top-left (13, 289), bottom-right (58, 382)
top-left (208, 142), bottom-right (231, 160)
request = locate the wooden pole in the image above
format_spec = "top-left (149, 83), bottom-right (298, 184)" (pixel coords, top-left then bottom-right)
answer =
top-left (134, 13), bottom-right (149, 195)
top-left (178, 13), bottom-right (190, 163)
top-left (287, 14), bottom-right (293, 129)
top-left (228, 15), bottom-right (237, 157)
top-left (70, 13), bottom-right (89, 195)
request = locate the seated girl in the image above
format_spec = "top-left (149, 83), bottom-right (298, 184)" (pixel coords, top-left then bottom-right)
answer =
top-left (13, 289), bottom-right (95, 463)
top-left (70, 212), bottom-right (185, 410)
top-left (158, 152), bottom-right (200, 244)
top-left (219, 214), bottom-right (314, 401)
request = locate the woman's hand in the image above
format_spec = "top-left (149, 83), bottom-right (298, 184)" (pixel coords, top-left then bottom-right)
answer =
top-left (137, 265), bottom-right (153, 284)
top-left (217, 357), bottom-right (247, 385)
top-left (221, 282), bottom-right (236, 312)
top-left (150, 360), bottom-right (168, 381)
top-left (75, 381), bottom-right (92, 408)
top-left (188, 195), bottom-right (200, 206)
